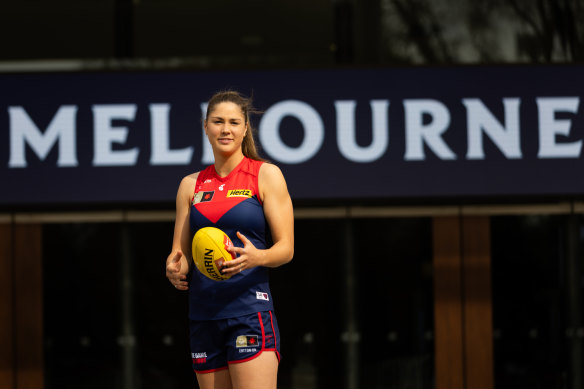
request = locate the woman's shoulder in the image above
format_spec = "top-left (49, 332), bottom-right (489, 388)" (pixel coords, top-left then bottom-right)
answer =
top-left (258, 162), bottom-right (287, 192)
top-left (258, 162), bottom-right (283, 177)
top-left (177, 171), bottom-right (201, 197)
top-left (180, 171), bottom-right (200, 185)
top-left (258, 162), bottom-right (290, 203)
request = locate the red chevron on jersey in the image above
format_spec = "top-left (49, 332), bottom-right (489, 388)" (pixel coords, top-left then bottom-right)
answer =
top-left (192, 158), bottom-right (262, 224)
top-left (193, 193), bottom-right (248, 224)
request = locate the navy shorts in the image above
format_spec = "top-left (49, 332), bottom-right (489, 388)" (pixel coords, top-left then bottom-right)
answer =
top-left (190, 311), bottom-right (281, 373)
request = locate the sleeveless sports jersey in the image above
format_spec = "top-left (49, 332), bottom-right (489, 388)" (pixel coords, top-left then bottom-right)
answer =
top-left (189, 157), bottom-right (274, 320)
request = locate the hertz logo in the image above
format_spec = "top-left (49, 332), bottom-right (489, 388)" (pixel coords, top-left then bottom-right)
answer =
top-left (227, 189), bottom-right (252, 198)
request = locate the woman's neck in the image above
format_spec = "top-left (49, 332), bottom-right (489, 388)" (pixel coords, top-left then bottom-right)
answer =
top-left (214, 152), bottom-right (245, 177)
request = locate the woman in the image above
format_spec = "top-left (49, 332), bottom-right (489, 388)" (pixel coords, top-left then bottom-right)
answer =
top-left (165, 90), bottom-right (294, 389)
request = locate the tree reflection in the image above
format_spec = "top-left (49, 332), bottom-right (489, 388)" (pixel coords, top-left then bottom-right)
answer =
top-left (376, 0), bottom-right (584, 64)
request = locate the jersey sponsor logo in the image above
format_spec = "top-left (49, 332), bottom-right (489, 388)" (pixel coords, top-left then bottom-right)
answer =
top-left (227, 189), bottom-right (253, 198)
top-left (193, 191), bottom-right (214, 205)
top-left (256, 291), bottom-right (269, 301)
top-left (219, 184), bottom-right (225, 191)
top-left (236, 335), bottom-right (259, 348)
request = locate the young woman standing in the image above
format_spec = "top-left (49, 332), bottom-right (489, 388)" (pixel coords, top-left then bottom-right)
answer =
top-left (165, 90), bottom-right (294, 389)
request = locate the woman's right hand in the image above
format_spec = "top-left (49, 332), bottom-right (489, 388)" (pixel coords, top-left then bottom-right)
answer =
top-left (166, 250), bottom-right (189, 290)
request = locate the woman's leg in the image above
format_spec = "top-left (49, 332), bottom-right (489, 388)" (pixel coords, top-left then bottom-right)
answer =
top-left (228, 351), bottom-right (279, 389)
top-left (196, 369), bottom-right (233, 389)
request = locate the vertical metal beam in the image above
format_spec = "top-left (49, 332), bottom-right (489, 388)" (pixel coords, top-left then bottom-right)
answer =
top-left (342, 219), bottom-right (359, 389)
top-left (120, 222), bottom-right (136, 389)
top-left (566, 213), bottom-right (582, 389)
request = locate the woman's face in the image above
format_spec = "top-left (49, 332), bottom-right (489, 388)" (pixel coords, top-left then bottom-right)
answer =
top-left (204, 102), bottom-right (247, 157)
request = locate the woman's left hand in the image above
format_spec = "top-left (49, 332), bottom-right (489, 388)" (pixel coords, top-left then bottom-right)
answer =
top-left (222, 231), bottom-right (265, 275)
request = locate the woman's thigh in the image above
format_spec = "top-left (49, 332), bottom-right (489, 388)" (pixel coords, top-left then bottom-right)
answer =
top-left (196, 369), bottom-right (233, 389)
top-left (228, 351), bottom-right (278, 389)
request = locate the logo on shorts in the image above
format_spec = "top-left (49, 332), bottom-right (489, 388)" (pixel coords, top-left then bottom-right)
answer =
top-left (191, 352), bottom-right (207, 364)
top-left (236, 335), bottom-right (259, 348)
top-left (256, 291), bottom-right (269, 301)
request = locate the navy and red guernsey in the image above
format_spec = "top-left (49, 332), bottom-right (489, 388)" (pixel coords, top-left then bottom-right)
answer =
top-left (189, 157), bottom-right (274, 320)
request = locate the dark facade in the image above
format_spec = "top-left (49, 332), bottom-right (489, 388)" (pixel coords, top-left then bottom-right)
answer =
top-left (1, 1), bottom-right (584, 389)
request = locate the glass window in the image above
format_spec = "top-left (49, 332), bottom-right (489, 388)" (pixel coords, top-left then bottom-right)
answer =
top-left (43, 216), bottom-right (435, 389)
top-left (129, 222), bottom-right (193, 389)
top-left (270, 218), bottom-right (345, 389)
top-left (353, 217), bottom-right (434, 389)
top-left (491, 215), bottom-right (584, 388)
top-left (43, 223), bottom-right (123, 388)
top-left (43, 222), bottom-right (193, 389)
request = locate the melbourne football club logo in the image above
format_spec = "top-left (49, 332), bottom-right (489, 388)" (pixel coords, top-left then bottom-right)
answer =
top-left (193, 191), bottom-right (215, 205)
top-left (236, 335), bottom-right (259, 348)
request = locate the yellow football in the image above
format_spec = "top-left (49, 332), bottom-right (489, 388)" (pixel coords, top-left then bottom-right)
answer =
top-left (192, 227), bottom-right (235, 281)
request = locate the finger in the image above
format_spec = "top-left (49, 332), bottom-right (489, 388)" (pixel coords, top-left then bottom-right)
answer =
top-left (236, 231), bottom-right (250, 245)
top-left (227, 246), bottom-right (244, 257)
top-left (169, 274), bottom-right (189, 290)
top-left (172, 250), bottom-right (183, 262)
top-left (223, 265), bottom-right (243, 274)
top-left (224, 258), bottom-right (241, 269)
top-left (222, 259), bottom-right (243, 274)
top-left (166, 273), bottom-right (185, 284)
top-left (166, 262), bottom-right (181, 273)
top-left (173, 282), bottom-right (189, 291)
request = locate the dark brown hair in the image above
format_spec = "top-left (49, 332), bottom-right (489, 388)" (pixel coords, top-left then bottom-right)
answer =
top-left (205, 90), bottom-right (265, 162)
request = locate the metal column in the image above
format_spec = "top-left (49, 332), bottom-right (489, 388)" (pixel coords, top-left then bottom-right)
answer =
top-left (342, 219), bottom-right (359, 389)
top-left (567, 213), bottom-right (582, 389)
top-left (120, 222), bottom-right (137, 389)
